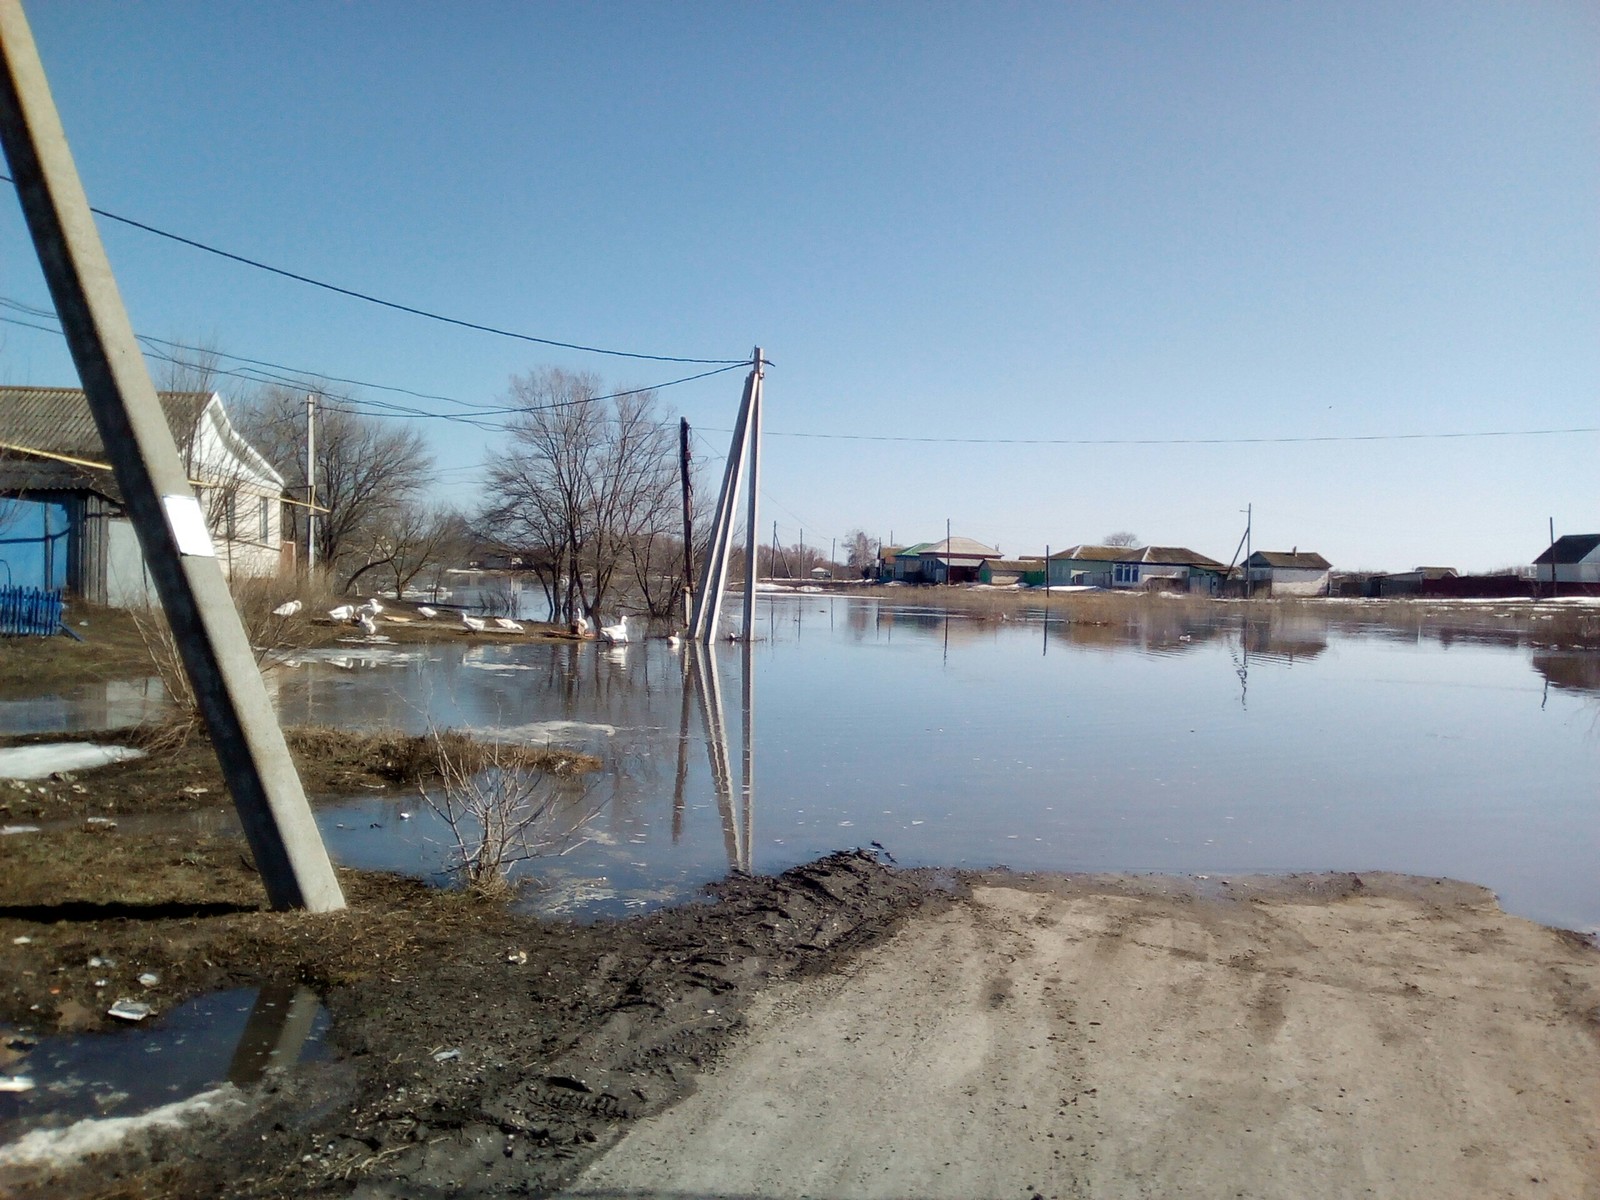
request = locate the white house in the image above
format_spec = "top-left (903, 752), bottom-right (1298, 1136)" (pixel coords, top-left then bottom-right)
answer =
top-left (1533, 534), bottom-right (1600, 585)
top-left (0, 387), bottom-right (286, 605)
top-left (1244, 550), bottom-right (1332, 597)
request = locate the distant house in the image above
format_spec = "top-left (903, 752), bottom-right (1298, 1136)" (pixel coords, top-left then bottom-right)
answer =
top-left (888, 542), bottom-right (932, 583)
top-left (1372, 567), bottom-right (1457, 597)
top-left (1046, 545), bottom-right (1226, 594)
top-left (978, 558), bottom-right (1043, 586)
top-left (0, 387), bottom-right (287, 606)
top-left (1533, 534), bottom-right (1600, 585)
top-left (887, 537), bottom-right (1001, 584)
top-left (915, 536), bottom-right (1003, 584)
top-left (1244, 550), bottom-right (1332, 597)
top-left (1045, 545), bottom-right (1125, 589)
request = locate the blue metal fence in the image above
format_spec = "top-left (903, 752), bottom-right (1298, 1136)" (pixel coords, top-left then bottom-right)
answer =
top-left (0, 585), bottom-right (64, 637)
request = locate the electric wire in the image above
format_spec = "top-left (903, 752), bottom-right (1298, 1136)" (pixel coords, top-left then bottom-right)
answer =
top-left (0, 171), bottom-right (747, 366)
top-left (0, 306), bottom-right (745, 429)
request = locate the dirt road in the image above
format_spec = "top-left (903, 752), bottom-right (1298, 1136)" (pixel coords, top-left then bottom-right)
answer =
top-left (569, 873), bottom-right (1600, 1200)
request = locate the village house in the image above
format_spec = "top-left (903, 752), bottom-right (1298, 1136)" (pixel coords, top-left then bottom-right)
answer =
top-left (0, 387), bottom-right (287, 606)
top-left (914, 537), bottom-right (1003, 584)
top-left (1244, 549), bottom-right (1332, 597)
top-left (978, 557), bottom-right (1045, 587)
top-left (1533, 534), bottom-right (1600, 586)
top-left (1370, 567), bottom-right (1458, 597)
top-left (883, 537), bottom-right (1002, 584)
top-left (1046, 545), bottom-right (1227, 594)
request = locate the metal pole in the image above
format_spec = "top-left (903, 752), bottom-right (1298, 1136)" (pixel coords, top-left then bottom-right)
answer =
top-left (0, 0), bottom-right (343, 911)
top-left (741, 349), bottom-right (764, 640)
top-left (305, 393), bottom-right (316, 575)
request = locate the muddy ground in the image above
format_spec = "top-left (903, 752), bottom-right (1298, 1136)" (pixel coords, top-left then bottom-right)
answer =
top-left (2, 603), bottom-right (1599, 1197)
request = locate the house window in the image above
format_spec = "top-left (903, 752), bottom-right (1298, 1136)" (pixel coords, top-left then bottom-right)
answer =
top-left (258, 496), bottom-right (270, 542)
top-left (1114, 562), bottom-right (1139, 585)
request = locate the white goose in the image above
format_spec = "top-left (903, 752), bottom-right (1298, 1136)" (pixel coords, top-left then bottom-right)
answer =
top-left (416, 606), bottom-right (438, 619)
top-left (327, 604), bottom-right (355, 622)
top-left (357, 612), bottom-right (379, 636)
top-left (599, 616), bottom-right (631, 645)
top-left (272, 599), bottom-right (303, 617)
top-left (461, 613), bottom-right (487, 632)
top-left (494, 617), bottom-right (525, 633)
top-left (573, 615), bottom-right (592, 638)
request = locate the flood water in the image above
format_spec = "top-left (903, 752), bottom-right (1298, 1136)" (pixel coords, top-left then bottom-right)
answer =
top-left (271, 596), bottom-right (1599, 933)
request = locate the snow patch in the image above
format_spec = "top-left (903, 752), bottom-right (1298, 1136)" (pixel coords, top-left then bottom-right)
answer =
top-left (0, 742), bottom-right (147, 780)
top-left (0, 1085), bottom-right (244, 1170)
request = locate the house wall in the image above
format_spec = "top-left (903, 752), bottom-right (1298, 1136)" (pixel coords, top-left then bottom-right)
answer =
top-left (893, 555), bottom-right (924, 583)
top-left (106, 517), bottom-right (156, 608)
top-left (188, 399), bottom-right (284, 581)
top-left (1255, 566), bottom-right (1330, 597)
top-left (1553, 558), bottom-right (1600, 584)
top-left (1046, 558), bottom-right (1113, 588)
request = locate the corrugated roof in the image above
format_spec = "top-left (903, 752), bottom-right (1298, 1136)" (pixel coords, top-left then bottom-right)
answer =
top-left (0, 386), bottom-right (208, 458)
top-left (919, 536), bottom-right (1001, 558)
top-left (1049, 544), bottom-right (1130, 562)
top-left (1248, 550), bottom-right (1332, 570)
top-left (1533, 534), bottom-right (1600, 565)
top-left (1138, 546), bottom-right (1224, 569)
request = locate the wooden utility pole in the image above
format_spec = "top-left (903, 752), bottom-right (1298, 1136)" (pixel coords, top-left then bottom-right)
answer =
top-left (1548, 517), bottom-right (1558, 599)
top-left (305, 393), bottom-right (316, 574)
top-left (0, 0), bottom-right (344, 911)
top-left (679, 417), bottom-right (693, 625)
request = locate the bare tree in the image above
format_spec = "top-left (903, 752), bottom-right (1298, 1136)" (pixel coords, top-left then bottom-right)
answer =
top-left (345, 504), bottom-right (471, 600)
top-left (483, 368), bottom-right (680, 623)
top-left (238, 384), bottom-right (434, 589)
top-left (149, 335), bottom-right (223, 396)
top-left (1103, 531), bottom-right (1140, 548)
top-left (843, 529), bottom-right (878, 577)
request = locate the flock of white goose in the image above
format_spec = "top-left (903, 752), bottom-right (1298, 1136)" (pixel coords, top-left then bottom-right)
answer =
top-left (271, 597), bottom-right (675, 646)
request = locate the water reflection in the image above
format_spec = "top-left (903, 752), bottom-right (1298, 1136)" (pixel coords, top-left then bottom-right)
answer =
top-left (1532, 651), bottom-right (1600, 697)
top-left (0, 984), bottom-right (328, 1143)
top-left (0, 678), bottom-right (166, 736)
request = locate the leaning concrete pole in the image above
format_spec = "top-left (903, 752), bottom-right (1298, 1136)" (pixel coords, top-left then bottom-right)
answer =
top-left (740, 351), bottom-right (764, 641)
top-left (0, 0), bottom-right (344, 912)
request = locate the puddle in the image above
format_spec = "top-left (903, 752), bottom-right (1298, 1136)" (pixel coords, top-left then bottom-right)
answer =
top-left (0, 984), bottom-right (329, 1146)
top-left (0, 679), bottom-right (166, 736)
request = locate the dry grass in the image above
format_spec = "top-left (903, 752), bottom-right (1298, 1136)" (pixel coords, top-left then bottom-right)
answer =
top-left (284, 725), bottom-right (600, 786)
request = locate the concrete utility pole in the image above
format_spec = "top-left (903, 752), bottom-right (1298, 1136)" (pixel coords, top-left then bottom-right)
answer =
top-left (691, 348), bottom-right (764, 643)
top-left (0, 0), bottom-right (344, 911)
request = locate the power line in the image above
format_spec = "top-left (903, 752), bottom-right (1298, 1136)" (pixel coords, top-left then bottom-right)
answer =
top-left (0, 305), bottom-right (745, 430)
top-left (0, 171), bottom-right (747, 366)
top-left (702, 426), bottom-right (1600, 447)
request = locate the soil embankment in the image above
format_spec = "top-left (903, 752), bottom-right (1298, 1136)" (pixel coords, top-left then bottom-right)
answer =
top-left (570, 872), bottom-right (1600, 1200)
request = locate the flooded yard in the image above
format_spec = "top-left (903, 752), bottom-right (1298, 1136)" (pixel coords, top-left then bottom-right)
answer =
top-left (261, 596), bottom-right (1597, 932)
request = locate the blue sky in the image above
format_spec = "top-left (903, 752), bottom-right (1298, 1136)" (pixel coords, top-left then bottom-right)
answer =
top-left (2, 1), bottom-right (1595, 572)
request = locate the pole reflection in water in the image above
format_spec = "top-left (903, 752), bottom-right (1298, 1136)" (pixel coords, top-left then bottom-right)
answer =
top-left (683, 641), bottom-right (754, 875)
top-left (226, 982), bottom-right (323, 1085)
